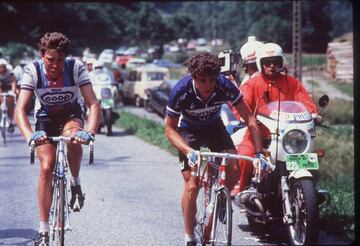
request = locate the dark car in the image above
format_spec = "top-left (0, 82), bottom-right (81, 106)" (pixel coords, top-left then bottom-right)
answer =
top-left (144, 79), bottom-right (177, 118)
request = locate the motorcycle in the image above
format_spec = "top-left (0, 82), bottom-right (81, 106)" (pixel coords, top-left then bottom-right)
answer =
top-left (92, 72), bottom-right (119, 136)
top-left (233, 95), bottom-right (331, 245)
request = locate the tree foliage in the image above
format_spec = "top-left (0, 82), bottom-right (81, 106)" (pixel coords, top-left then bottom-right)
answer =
top-left (0, 1), bottom-right (353, 55)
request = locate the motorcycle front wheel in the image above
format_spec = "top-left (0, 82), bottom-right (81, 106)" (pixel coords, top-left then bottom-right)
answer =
top-left (103, 108), bottom-right (113, 136)
top-left (288, 178), bottom-right (319, 245)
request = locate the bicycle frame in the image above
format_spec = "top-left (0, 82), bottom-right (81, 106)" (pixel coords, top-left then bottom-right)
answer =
top-left (49, 136), bottom-right (73, 242)
top-left (194, 152), bottom-right (254, 246)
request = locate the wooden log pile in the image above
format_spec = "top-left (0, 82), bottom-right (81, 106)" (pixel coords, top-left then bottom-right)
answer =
top-left (326, 41), bottom-right (353, 82)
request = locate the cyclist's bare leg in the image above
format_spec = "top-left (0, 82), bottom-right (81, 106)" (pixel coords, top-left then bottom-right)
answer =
top-left (63, 118), bottom-right (84, 178)
top-left (222, 148), bottom-right (240, 191)
top-left (181, 170), bottom-right (200, 236)
top-left (37, 143), bottom-right (57, 222)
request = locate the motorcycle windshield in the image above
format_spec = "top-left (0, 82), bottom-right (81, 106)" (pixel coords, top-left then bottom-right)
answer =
top-left (257, 101), bottom-right (312, 122)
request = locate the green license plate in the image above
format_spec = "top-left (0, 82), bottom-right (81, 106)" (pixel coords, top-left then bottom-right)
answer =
top-left (286, 153), bottom-right (319, 170)
top-left (101, 99), bottom-right (114, 108)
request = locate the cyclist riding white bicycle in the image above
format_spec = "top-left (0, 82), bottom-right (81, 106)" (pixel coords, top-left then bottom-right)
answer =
top-left (165, 52), bottom-right (267, 246)
top-left (0, 58), bottom-right (17, 133)
top-left (15, 32), bottom-right (100, 246)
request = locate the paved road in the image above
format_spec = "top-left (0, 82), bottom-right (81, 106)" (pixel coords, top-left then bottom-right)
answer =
top-left (0, 122), bottom-right (348, 245)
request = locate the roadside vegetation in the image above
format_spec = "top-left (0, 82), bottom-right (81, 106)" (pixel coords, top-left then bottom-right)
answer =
top-left (329, 80), bottom-right (354, 97)
top-left (115, 94), bottom-right (354, 242)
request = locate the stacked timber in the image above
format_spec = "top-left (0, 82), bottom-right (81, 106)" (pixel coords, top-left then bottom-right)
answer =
top-left (326, 40), bottom-right (353, 82)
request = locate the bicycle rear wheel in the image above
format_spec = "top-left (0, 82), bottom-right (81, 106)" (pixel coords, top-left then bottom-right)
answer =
top-left (211, 188), bottom-right (232, 246)
top-left (55, 179), bottom-right (65, 246)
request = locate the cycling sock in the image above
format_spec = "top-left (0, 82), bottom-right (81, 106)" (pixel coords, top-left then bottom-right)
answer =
top-left (39, 221), bottom-right (49, 233)
top-left (71, 176), bottom-right (80, 186)
top-left (184, 233), bottom-right (196, 243)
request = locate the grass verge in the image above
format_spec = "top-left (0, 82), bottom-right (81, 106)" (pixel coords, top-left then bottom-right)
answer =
top-left (115, 110), bottom-right (177, 155)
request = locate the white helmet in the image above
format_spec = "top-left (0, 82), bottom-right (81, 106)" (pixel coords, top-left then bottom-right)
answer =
top-left (0, 58), bottom-right (8, 67)
top-left (240, 36), bottom-right (263, 65)
top-left (256, 42), bottom-right (285, 72)
top-left (93, 59), bottom-right (104, 69)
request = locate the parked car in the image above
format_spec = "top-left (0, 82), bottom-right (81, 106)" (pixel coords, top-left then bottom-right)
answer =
top-left (127, 58), bottom-right (146, 69)
top-left (144, 80), bottom-right (177, 117)
top-left (121, 65), bottom-right (169, 107)
top-left (152, 59), bottom-right (181, 69)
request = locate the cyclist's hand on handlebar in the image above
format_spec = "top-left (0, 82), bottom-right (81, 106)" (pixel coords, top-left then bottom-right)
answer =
top-left (253, 152), bottom-right (268, 175)
top-left (28, 130), bottom-right (47, 146)
top-left (74, 130), bottom-right (95, 145)
top-left (187, 149), bottom-right (200, 168)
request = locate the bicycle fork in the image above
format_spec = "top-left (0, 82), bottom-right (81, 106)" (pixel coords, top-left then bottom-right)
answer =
top-left (50, 178), bottom-right (72, 233)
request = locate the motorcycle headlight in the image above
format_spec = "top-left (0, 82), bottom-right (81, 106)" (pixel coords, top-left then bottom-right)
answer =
top-left (283, 130), bottom-right (307, 154)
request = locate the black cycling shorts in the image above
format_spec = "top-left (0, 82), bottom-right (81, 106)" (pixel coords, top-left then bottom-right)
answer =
top-left (35, 107), bottom-right (84, 137)
top-left (178, 120), bottom-right (235, 172)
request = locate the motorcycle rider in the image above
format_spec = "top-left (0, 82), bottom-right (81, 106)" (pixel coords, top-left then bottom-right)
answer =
top-left (232, 42), bottom-right (321, 197)
top-left (165, 52), bottom-right (266, 246)
top-left (0, 58), bottom-right (17, 132)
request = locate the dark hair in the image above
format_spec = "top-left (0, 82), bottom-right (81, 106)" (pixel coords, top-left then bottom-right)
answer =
top-left (188, 52), bottom-right (221, 77)
top-left (37, 32), bottom-right (70, 55)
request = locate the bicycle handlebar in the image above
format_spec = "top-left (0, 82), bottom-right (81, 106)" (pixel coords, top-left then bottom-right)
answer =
top-left (192, 151), bottom-right (255, 177)
top-left (29, 137), bottom-right (95, 165)
top-left (200, 152), bottom-right (255, 162)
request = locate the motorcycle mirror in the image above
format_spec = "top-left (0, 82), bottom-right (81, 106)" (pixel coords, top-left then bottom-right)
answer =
top-left (318, 95), bottom-right (329, 107)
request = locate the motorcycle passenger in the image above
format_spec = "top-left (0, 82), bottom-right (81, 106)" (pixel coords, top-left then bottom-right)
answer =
top-left (239, 36), bottom-right (264, 85)
top-left (0, 58), bottom-right (17, 132)
top-left (229, 36), bottom-right (264, 196)
top-left (15, 32), bottom-right (100, 246)
top-left (165, 52), bottom-right (265, 246)
top-left (232, 42), bottom-right (320, 197)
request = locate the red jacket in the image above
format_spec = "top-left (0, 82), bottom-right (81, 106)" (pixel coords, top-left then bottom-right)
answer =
top-left (232, 73), bottom-right (318, 120)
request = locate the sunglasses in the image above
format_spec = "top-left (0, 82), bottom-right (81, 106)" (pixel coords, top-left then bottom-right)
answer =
top-left (261, 57), bottom-right (283, 67)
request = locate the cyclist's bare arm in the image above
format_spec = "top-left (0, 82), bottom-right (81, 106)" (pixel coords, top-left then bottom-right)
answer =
top-left (15, 89), bottom-right (35, 141)
top-left (234, 100), bottom-right (263, 153)
top-left (165, 115), bottom-right (192, 156)
top-left (80, 84), bottom-right (100, 135)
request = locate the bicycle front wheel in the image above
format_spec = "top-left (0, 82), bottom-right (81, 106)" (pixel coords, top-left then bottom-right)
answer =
top-left (211, 187), bottom-right (232, 246)
top-left (1, 115), bottom-right (6, 145)
top-left (56, 179), bottom-right (65, 246)
top-left (195, 183), bottom-right (208, 245)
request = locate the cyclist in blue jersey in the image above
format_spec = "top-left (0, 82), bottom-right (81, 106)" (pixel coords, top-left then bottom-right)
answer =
top-left (165, 52), bottom-right (265, 246)
top-left (15, 32), bottom-right (100, 246)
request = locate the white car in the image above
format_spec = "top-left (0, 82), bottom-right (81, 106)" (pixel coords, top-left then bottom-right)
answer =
top-left (121, 65), bottom-right (169, 107)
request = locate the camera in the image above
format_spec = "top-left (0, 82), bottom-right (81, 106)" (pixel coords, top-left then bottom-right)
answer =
top-left (218, 50), bottom-right (241, 75)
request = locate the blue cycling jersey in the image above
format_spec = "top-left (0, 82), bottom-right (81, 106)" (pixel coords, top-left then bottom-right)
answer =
top-left (166, 74), bottom-right (242, 128)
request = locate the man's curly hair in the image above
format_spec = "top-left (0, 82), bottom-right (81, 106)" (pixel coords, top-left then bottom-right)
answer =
top-left (38, 32), bottom-right (70, 55)
top-left (188, 52), bottom-right (221, 77)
